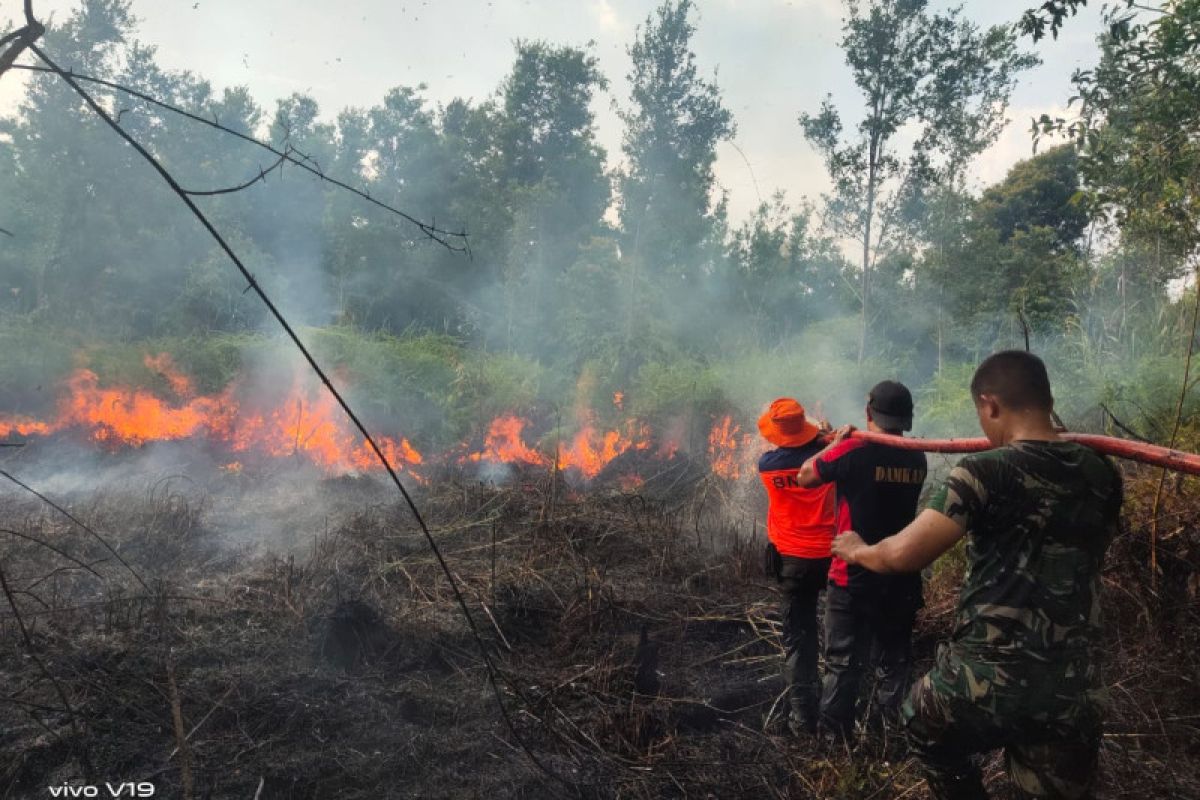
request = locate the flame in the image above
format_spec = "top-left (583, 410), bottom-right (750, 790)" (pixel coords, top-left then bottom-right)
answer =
top-left (613, 391), bottom-right (624, 410)
top-left (0, 416), bottom-right (53, 438)
top-left (144, 353), bottom-right (194, 397)
top-left (0, 355), bottom-right (771, 483)
top-left (708, 415), bottom-right (754, 480)
top-left (0, 358), bottom-right (422, 475)
top-left (61, 368), bottom-right (235, 445)
top-left (557, 422), bottom-right (650, 479)
top-left (464, 416), bottom-right (548, 467)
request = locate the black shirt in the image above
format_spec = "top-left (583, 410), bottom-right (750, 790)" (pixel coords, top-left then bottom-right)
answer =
top-left (814, 438), bottom-right (928, 601)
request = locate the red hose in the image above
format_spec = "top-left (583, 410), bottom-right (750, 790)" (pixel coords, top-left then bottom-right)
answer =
top-left (838, 430), bottom-right (1200, 476)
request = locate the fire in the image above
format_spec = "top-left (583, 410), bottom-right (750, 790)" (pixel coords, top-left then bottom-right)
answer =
top-left (618, 474), bottom-right (644, 491)
top-left (708, 414), bottom-right (756, 480)
top-left (464, 416), bottom-right (548, 467)
top-left (0, 356), bottom-right (423, 475)
top-left (557, 422), bottom-right (651, 479)
top-left (0, 354), bottom-right (765, 483)
top-left (144, 353), bottom-right (194, 397)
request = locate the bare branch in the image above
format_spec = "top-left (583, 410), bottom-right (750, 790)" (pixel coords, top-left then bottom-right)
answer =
top-left (8, 64), bottom-right (471, 253)
top-left (0, 561), bottom-right (95, 779)
top-left (0, 0), bottom-right (44, 80)
top-left (0, 527), bottom-right (107, 581)
top-left (26, 41), bottom-right (567, 790)
top-left (0, 467), bottom-right (148, 591)
top-left (182, 148), bottom-right (290, 197)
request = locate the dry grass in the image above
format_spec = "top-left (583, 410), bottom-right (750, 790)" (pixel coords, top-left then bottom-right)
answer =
top-left (0, 460), bottom-right (1198, 799)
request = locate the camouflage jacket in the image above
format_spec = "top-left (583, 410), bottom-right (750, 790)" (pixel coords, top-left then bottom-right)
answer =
top-left (927, 440), bottom-right (1123, 662)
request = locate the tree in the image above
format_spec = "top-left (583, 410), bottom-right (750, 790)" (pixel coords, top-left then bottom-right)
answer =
top-left (1018, 0), bottom-right (1093, 41)
top-left (974, 144), bottom-right (1088, 251)
top-left (926, 148), bottom-right (1089, 343)
top-left (1035, 0), bottom-right (1200, 264)
top-left (616, 0), bottom-right (734, 285)
top-left (725, 196), bottom-right (852, 345)
top-left (493, 40), bottom-right (610, 354)
top-left (800, 0), bottom-right (1038, 361)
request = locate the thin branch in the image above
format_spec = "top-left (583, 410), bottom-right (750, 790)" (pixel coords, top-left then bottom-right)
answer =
top-left (0, 227), bottom-right (14, 237)
top-left (0, 29), bottom-right (25, 54)
top-left (0, 561), bottom-right (95, 779)
top-left (0, 0), bottom-right (44, 80)
top-left (0, 468), bottom-right (148, 591)
top-left (1017, 309), bottom-right (1068, 430)
top-left (8, 63), bottom-right (471, 254)
top-left (1100, 403), bottom-right (1152, 444)
top-left (0, 527), bottom-right (107, 581)
top-left (28, 41), bottom-right (565, 792)
top-left (182, 148), bottom-right (290, 197)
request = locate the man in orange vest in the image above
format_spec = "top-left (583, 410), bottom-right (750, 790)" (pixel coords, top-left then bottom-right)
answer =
top-left (757, 398), bottom-right (837, 735)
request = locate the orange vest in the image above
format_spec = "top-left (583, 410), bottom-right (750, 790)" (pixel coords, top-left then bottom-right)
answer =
top-left (759, 463), bottom-right (836, 558)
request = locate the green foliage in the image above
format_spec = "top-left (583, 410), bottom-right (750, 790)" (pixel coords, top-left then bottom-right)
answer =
top-left (6, 0), bottom-right (1200, 459)
top-left (450, 351), bottom-right (545, 432)
top-left (1034, 1), bottom-right (1200, 262)
top-left (800, 0), bottom-right (1038, 360)
top-left (975, 145), bottom-right (1088, 250)
top-left (629, 359), bottom-right (725, 422)
top-left (0, 316), bottom-right (77, 414)
top-left (617, 0), bottom-right (735, 281)
top-left (915, 362), bottom-right (978, 437)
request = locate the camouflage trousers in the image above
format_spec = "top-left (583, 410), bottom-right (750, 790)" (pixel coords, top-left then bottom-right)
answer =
top-left (902, 644), bottom-right (1103, 800)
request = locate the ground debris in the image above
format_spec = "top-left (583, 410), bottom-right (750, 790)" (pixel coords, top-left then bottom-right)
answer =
top-left (0, 468), bottom-right (1197, 798)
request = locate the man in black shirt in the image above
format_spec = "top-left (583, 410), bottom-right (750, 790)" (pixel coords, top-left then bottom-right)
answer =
top-left (797, 380), bottom-right (928, 738)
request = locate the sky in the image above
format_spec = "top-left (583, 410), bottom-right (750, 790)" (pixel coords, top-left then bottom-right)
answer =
top-left (0, 0), bottom-right (1109, 224)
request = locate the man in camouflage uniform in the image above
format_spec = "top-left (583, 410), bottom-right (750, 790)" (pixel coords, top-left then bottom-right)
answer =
top-left (831, 351), bottom-right (1122, 799)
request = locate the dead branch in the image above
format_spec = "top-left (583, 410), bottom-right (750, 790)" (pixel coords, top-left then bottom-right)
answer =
top-left (165, 658), bottom-right (194, 800)
top-left (0, 526), bottom-right (107, 581)
top-left (7, 64), bottom-right (471, 254)
top-left (0, 468), bottom-right (148, 590)
top-left (26, 39), bottom-right (568, 794)
top-left (0, 0), bottom-right (44, 80)
top-left (181, 148), bottom-right (292, 197)
top-left (0, 560), bottom-right (95, 779)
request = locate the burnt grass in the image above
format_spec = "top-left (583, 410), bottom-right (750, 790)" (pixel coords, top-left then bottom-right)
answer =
top-left (1, 464), bottom-right (1199, 799)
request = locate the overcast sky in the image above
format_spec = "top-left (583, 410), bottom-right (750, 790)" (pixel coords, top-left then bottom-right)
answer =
top-left (1, 0), bottom-right (1108, 224)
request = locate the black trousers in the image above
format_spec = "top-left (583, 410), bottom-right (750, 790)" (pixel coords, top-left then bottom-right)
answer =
top-left (820, 583), bottom-right (917, 736)
top-left (777, 555), bottom-right (830, 715)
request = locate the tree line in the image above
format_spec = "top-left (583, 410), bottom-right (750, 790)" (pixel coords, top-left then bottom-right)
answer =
top-left (0, 0), bottom-right (1196, 433)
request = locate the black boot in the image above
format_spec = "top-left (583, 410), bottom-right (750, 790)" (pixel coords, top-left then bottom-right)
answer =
top-left (787, 697), bottom-right (819, 736)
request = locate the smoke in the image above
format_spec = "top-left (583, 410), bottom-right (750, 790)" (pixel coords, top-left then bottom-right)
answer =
top-left (2, 1), bottom-right (1182, 568)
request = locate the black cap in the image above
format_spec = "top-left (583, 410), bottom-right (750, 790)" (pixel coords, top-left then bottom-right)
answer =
top-left (868, 380), bottom-right (914, 432)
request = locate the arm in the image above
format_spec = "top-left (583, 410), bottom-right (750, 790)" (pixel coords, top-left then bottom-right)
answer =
top-left (797, 424), bottom-right (855, 488)
top-left (831, 509), bottom-right (965, 574)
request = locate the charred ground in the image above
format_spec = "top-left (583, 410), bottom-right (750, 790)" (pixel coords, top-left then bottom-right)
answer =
top-left (1, 460), bottom-right (1199, 799)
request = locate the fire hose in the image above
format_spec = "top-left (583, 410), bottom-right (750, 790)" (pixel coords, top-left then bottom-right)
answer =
top-left (839, 430), bottom-right (1200, 476)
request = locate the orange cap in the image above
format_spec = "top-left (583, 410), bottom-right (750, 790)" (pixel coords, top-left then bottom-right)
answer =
top-left (757, 397), bottom-right (821, 448)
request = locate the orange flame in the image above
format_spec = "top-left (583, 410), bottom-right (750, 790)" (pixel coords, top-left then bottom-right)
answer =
top-left (0, 356), bottom-right (771, 483)
top-left (0, 359), bottom-right (422, 476)
top-left (557, 422), bottom-right (650, 479)
top-left (144, 353), bottom-right (194, 397)
top-left (708, 415), bottom-right (755, 480)
top-left (464, 416), bottom-right (548, 467)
